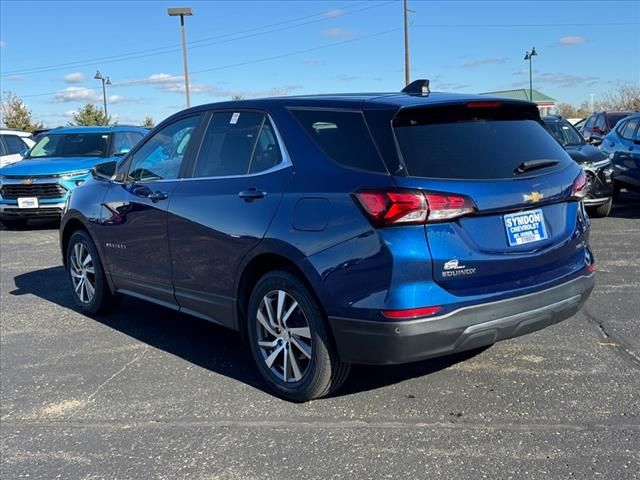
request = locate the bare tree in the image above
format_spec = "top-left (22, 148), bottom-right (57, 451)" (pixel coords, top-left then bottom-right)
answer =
top-left (599, 84), bottom-right (640, 111)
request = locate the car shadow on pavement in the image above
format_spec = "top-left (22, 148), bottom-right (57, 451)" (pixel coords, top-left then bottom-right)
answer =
top-left (11, 265), bottom-right (486, 399)
top-left (609, 191), bottom-right (640, 219)
top-left (0, 219), bottom-right (60, 231)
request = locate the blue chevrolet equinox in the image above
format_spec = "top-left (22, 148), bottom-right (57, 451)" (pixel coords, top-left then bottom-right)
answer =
top-left (59, 81), bottom-right (595, 401)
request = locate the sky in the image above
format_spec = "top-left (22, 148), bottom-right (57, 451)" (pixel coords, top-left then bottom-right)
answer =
top-left (1, 0), bottom-right (639, 127)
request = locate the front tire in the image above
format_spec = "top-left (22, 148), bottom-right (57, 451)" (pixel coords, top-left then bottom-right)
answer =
top-left (247, 270), bottom-right (350, 402)
top-left (66, 230), bottom-right (119, 315)
top-left (587, 197), bottom-right (612, 218)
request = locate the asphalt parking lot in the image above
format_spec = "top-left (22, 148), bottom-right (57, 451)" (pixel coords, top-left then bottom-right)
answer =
top-left (1, 193), bottom-right (639, 480)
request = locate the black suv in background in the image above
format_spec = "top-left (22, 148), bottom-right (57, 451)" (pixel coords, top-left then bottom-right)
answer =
top-left (581, 111), bottom-right (631, 145)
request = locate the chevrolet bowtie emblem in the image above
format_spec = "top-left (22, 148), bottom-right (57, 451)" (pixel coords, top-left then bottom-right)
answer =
top-left (21, 178), bottom-right (34, 185)
top-left (524, 191), bottom-right (544, 203)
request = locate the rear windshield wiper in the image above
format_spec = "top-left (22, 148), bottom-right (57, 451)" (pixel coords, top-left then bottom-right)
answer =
top-left (514, 159), bottom-right (559, 175)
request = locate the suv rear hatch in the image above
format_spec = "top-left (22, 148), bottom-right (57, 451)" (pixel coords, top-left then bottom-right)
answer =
top-left (365, 100), bottom-right (590, 295)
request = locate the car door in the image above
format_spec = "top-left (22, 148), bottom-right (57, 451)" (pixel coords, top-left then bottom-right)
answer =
top-left (96, 114), bottom-right (204, 306)
top-left (167, 110), bottom-right (293, 327)
top-left (613, 118), bottom-right (640, 187)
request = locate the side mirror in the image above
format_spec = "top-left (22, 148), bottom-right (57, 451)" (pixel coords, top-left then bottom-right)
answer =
top-left (589, 137), bottom-right (602, 146)
top-left (634, 138), bottom-right (640, 145)
top-left (19, 148), bottom-right (30, 157)
top-left (91, 160), bottom-right (118, 181)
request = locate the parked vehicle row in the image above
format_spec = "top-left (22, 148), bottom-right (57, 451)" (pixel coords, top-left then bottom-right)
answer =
top-left (599, 113), bottom-right (640, 197)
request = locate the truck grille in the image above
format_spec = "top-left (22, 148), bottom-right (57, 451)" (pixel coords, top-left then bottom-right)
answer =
top-left (0, 183), bottom-right (67, 199)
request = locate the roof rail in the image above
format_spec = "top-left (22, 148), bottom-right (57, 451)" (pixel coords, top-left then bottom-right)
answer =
top-left (401, 79), bottom-right (430, 96)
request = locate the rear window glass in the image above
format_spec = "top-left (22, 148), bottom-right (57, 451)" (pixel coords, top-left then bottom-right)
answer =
top-left (607, 113), bottom-right (629, 129)
top-left (393, 106), bottom-right (571, 179)
top-left (291, 109), bottom-right (386, 173)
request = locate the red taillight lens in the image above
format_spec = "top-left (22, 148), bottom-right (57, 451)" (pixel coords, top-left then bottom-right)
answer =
top-left (382, 306), bottom-right (443, 319)
top-left (466, 101), bottom-right (502, 108)
top-left (354, 189), bottom-right (476, 226)
top-left (572, 171), bottom-right (588, 199)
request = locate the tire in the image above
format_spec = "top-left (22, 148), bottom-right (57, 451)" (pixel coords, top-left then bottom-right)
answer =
top-left (66, 229), bottom-right (120, 315)
top-left (247, 270), bottom-right (350, 402)
top-left (587, 197), bottom-right (612, 218)
top-left (612, 182), bottom-right (622, 201)
top-left (0, 218), bottom-right (28, 229)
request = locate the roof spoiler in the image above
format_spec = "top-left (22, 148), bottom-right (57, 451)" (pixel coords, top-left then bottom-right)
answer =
top-left (401, 79), bottom-right (430, 96)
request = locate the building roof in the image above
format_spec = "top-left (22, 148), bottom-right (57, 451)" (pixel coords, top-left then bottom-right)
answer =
top-left (480, 89), bottom-right (557, 104)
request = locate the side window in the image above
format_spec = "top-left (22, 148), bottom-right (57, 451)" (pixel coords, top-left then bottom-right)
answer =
top-left (0, 138), bottom-right (7, 156)
top-left (595, 115), bottom-right (606, 131)
top-left (128, 131), bottom-right (144, 146)
top-left (584, 116), bottom-right (595, 130)
top-left (290, 109), bottom-right (386, 173)
top-left (621, 119), bottom-right (639, 140)
top-left (4, 135), bottom-right (27, 154)
top-left (192, 111), bottom-right (265, 178)
top-left (248, 119), bottom-right (283, 174)
top-left (128, 116), bottom-right (200, 182)
top-left (111, 132), bottom-right (135, 156)
top-left (616, 120), bottom-right (628, 137)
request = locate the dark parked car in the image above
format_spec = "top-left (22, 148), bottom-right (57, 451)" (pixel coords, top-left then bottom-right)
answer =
top-left (599, 113), bottom-right (640, 196)
top-left (581, 111), bottom-right (631, 145)
top-left (542, 115), bottom-right (614, 217)
top-left (59, 82), bottom-right (595, 401)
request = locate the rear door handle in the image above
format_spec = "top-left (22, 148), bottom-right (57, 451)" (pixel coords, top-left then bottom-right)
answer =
top-left (147, 191), bottom-right (169, 202)
top-left (238, 188), bottom-right (266, 201)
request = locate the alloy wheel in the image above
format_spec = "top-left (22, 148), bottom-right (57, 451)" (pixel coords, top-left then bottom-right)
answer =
top-left (256, 290), bottom-right (312, 383)
top-left (69, 242), bottom-right (96, 304)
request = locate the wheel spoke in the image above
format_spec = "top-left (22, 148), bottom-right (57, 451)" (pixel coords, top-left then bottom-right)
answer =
top-left (288, 326), bottom-right (311, 339)
top-left (264, 344), bottom-right (284, 368)
top-left (264, 298), bottom-right (278, 330)
top-left (74, 277), bottom-right (83, 293)
top-left (290, 336), bottom-right (311, 359)
top-left (258, 338), bottom-right (279, 348)
top-left (85, 278), bottom-right (95, 300)
top-left (79, 279), bottom-right (86, 303)
top-left (257, 309), bottom-right (278, 337)
top-left (70, 270), bottom-right (83, 279)
top-left (85, 265), bottom-right (95, 275)
top-left (281, 300), bottom-right (298, 326)
top-left (82, 252), bottom-right (92, 266)
top-left (276, 290), bottom-right (286, 327)
top-left (282, 345), bottom-right (289, 382)
top-left (288, 344), bottom-right (303, 381)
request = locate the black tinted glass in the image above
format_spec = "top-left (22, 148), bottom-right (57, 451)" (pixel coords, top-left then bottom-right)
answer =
top-left (394, 117), bottom-right (571, 179)
top-left (3, 135), bottom-right (27, 154)
top-left (291, 109), bottom-right (386, 173)
top-left (607, 113), bottom-right (628, 129)
top-left (621, 119), bottom-right (639, 140)
top-left (193, 112), bottom-right (264, 177)
top-left (544, 120), bottom-right (584, 147)
top-left (248, 120), bottom-right (283, 174)
top-left (30, 133), bottom-right (109, 158)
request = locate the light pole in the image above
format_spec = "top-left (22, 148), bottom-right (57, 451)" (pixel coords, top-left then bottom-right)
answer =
top-left (94, 70), bottom-right (111, 118)
top-left (168, 7), bottom-right (193, 108)
top-left (523, 47), bottom-right (537, 102)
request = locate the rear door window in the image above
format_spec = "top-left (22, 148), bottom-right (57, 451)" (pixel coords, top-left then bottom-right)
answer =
top-left (3, 135), bottom-right (27, 154)
top-left (290, 109), bottom-right (386, 173)
top-left (393, 105), bottom-right (571, 179)
top-left (621, 119), bottom-right (639, 140)
top-left (595, 115), bottom-right (606, 131)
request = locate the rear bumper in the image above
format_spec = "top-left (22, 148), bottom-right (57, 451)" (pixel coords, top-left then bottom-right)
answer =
top-left (0, 202), bottom-right (65, 219)
top-left (329, 273), bottom-right (595, 365)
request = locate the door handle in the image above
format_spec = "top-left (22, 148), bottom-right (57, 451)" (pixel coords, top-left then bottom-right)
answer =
top-left (147, 191), bottom-right (169, 202)
top-left (238, 188), bottom-right (266, 202)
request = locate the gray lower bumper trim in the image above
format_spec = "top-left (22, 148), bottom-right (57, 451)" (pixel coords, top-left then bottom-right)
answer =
top-left (329, 273), bottom-right (595, 365)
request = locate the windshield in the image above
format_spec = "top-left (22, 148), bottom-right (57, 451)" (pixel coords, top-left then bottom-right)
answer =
top-left (28, 133), bottom-right (110, 158)
top-left (544, 120), bottom-right (585, 147)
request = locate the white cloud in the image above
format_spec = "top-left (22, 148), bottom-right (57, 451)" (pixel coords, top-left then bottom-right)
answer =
top-left (63, 72), bottom-right (85, 84)
top-left (321, 27), bottom-right (355, 38)
top-left (303, 58), bottom-right (321, 66)
top-left (7, 75), bottom-right (24, 81)
top-left (324, 9), bottom-right (343, 18)
top-left (116, 73), bottom-right (183, 87)
top-left (463, 57), bottom-right (507, 68)
top-left (53, 87), bottom-right (100, 103)
top-left (554, 36), bottom-right (586, 47)
top-left (0, 40), bottom-right (5, 48)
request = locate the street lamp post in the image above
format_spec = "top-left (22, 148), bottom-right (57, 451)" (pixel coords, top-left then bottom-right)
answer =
top-left (94, 70), bottom-right (111, 118)
top-left (523, 47), bottom-right (537, 102)
top-left (168, 7), bottom-right (193, 108)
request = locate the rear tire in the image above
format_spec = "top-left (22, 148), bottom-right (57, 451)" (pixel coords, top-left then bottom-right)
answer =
top-left (587, 197), bottom-right (612, 218)
top-left (66, 230), bottom-right (120, 315)
top-left (0, 218), bottom-right (28, 229)
top-left (247, 270), bottom-right (350, 402)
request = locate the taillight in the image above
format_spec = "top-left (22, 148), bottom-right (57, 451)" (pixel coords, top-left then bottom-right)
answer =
top-left (572, 171), bottom-right (588, 199)
top-left (354, 189), bottom-right (476, 227)
top-left (382, 306), bottom-right (443, 319)
top-left (465, 101), bottom-right (502, 108)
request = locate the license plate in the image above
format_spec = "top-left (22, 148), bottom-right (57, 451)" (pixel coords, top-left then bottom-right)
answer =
top-left (17, 197), bottom-right (39, 209)
top-left (504, 209), bottom-right (548, 246)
